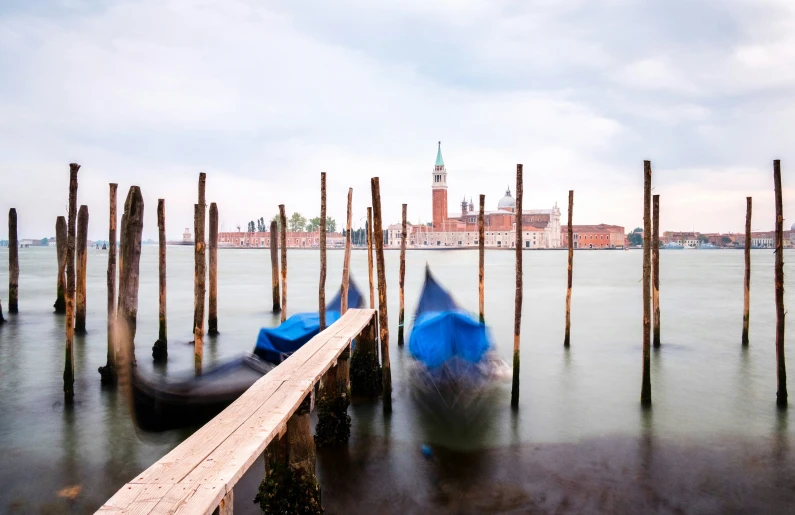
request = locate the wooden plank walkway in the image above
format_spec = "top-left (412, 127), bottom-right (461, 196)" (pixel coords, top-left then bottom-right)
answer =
top-left (97, 308), bottom-right (376, 515)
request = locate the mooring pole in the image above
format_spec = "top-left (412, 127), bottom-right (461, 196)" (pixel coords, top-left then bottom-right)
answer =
top-left (99, 185), bottom-right (118, 383)
top-left (208, 202), bottom-right (218, 335)
top-left (270, 220), bottom-right (281, 314)
top-left (75, 205), bottom-right (89, 334)
top-left (478, 195), bottom-right (485, 324)
top-left (64, 163), bottom-right (79, 401)
top-left (511, 164), bottom-right (523, 409)
top-left (641, 160), bottom-right (653, 407)
top-left (279, 205), bottom-right (287, 322)
top-left (742, 197), bottom-right (752, 346)
top-left (564, 190), bottom-right (574, 347)
top-left (117, 187), bottom-right (145, 383)
top-left (652, 194), bottom-right (661, 348)
top-left (194, 203), bottom-right (206, 375)
top-left (152, 198), bottom-right (168, 362)
top-left (8, 208), bottom-right (18, 313)
top-left (319, 173), bottom-right (327, 330)
top-left (341, 188), bottom-right (353, 314)
top-left (773, 159), bottom-right (788, 408)
top-left (193, 172), bottom-right (206, 336)
top-left (54, 216), bottom-right (67, 314)
top-left (397, 204), bottom-right (407, 346)
top-left (371, 177), bottom-right (392, 413)
top-left (367, 207), bottom-right (375, 310)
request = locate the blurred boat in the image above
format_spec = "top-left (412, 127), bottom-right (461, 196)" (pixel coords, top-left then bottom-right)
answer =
top-left (663, 242), bottom-right (684, 249)
top-left (131, 279), bottom-right (363, 432)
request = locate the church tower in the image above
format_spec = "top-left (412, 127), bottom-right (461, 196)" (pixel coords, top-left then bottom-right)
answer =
top-left (431, 141), bottom-right (448, 228)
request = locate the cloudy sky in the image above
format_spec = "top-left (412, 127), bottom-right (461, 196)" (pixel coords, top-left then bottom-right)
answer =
top-left (1, 0), bottom-right (795, 240)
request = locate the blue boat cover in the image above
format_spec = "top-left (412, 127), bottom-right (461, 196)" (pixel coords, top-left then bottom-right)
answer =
top-left (409, 266), bottom-right (492, 369)
top-left (254, 279), bottom-right (363, 363)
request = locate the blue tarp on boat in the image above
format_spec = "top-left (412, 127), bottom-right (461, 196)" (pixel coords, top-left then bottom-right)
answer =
top-left (408, 266), bottom-right (492, 370)
top-left (254, 280), bottom-right (363, 363)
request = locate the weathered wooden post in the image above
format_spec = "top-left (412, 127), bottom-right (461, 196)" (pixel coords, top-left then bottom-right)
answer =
top-left (270, 220), bottom-right (281, 314)
top-left (341, 188), bottom-right (353, 313)
top-left (350, 314), bottom-right (381, 397)
top-left (99, 184), bottom-right (118, 383)
top-left (773, 159), bottom-right (788, 408)
top-left (742, 197), bottom-right (752, 346)
top-left (371, 177), bottom-right (392, 412)
top-left (152, 198), bottom-right (168, 361)
top-left (64, 163), bottom-right (79, 401)
top-left (117, 187), bottom-right (145, 382)
top-left (208, 202), bottom-right (218, 335)
top-left (315, 345), bottom-right (352, 447)
top-left (0, 298), bottom-right (4, 324)
top-left (478, 195), bottom-right (485, 324)
top-left (75, 205), bottom-right (89, 334)
top-left (511, 164), bottom-right (523, 409)
top-left (398, 204), bottom-right (407, 345)
top-left (367, 207), bottom-right (375, 309)
top-left (641, 160), bottom-right (652, 407)
top-left (319, 173), bottom-right (327, 330)
top-left (194, 203), bottom-right (206, 375)
top-left (54, 216), bottom-right (67, 313)
top-left (8, 208), bottom-right (18, 313)
top-left (652, 194), bottom-right (661, 348)
top-left (564, 190), bottom-right (574, 347)
top-left (279, 205), bottom-right (287, 322)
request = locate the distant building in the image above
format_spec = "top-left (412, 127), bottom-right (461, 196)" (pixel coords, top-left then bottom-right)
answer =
top-left (183, 228), bottom-right (192, 243)
top-left (560, 224), bottom-right (626, 249)
top-left (217, 230), bottom-right (344, 248)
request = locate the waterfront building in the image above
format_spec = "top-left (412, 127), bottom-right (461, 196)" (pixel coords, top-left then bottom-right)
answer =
top-left (560, 224), bottom-right (625, 249)
top-left (183, 228), bottom-right (192, 243)
top-left (217, 230), bottom-right (344, 248)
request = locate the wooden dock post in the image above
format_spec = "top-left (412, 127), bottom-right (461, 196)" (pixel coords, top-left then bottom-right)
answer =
top-left (54, 216), bottom-right (67, 313)
top-left (367, 207), bottom-right (375, 309)
top-left (511, 164), bottom-right (523, 409)
top-left (117, 187), bottom-right (145, 380)
top-left (270, 220), bottom-right (281, 314)
top-left (350, 314), bottom-right (381, 397)
top-left (194, 203), bottom-right (206, 375)
top-left (319, 173), bottom-right (327, 330)
top-left (742, 197), bottom-right (752, 346)
top-left (75, 205), bottom-right (89, 334)
top-left (8, 208), bottom-right (18, 313)
top-left (152, 198), bottom-right (168, 362)
top-left (208, 202), bottom-right (218, 335)
top-left (478, 195), bottom-right (485, 324)
top-left (773, 159), bottom-right (788, 408)
top-left (279, 205), bottom-right (287, 322)
top-left (341, 188), bottom-right (353, 314)
top-left (315, 345), bottom-right (352, 447)
top-left (652, 194), bottom-right (661, 348)
top-left (564, 190), bottom-right (574, 347)
top-left (371, 177), bottom-right (392, 412)
top-left (398, 203), bottom-right (407, 345)
top-left (99, 184), bottom-right (118, 383)
top-left (64, 163), bottom-right (79, 401)
top-left (641, 160), bottom-right (653, 407)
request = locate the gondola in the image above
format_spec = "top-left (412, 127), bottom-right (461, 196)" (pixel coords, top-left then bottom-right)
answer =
top-left (131, 279), bottom-right (364, 432)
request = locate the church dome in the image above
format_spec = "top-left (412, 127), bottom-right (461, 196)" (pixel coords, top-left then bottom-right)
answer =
top-left (497, 187), bottom-right (515, 210)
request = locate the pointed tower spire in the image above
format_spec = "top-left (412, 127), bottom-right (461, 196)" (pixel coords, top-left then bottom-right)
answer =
top-left (435, 141), bottom-right (444, 167)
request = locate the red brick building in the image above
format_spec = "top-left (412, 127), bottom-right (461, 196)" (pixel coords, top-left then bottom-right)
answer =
top-left (560, 224), bottom-right (625, 249)
top-left (217, 230), bottom-right (344, 248)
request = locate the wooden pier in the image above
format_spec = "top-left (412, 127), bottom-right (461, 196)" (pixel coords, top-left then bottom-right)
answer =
top-left (97, 308), bottom-right (377, 514)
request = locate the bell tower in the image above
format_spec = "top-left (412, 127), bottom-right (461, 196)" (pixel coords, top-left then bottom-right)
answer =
top-left (431, 141), bottom-right (448, 228)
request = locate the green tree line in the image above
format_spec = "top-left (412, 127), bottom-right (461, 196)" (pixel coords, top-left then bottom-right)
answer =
top-left (247, 214), bottom-right (337, 233)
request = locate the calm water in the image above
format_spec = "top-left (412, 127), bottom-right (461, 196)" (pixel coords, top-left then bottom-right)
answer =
top-left (0, 246), bottom-right (793, 513)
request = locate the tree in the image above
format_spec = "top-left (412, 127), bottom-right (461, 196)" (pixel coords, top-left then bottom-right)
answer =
top-left (289, 212), bottom-right (306, 232)
top-left (627, 231), bottom-right (643, 246)
top-left (271, 214), bottom-right (281, 231)
top-left (41, 237), bottom-right (48, 246)
top-left (306, 217), bottom-right (322, 232)
top-left (721, 236), bottom-right (732, 246)
top-left (256, 217), bottom-right (266, 232)
top-left (698, 234), bottom-right (708, 243)
top-left (248, 221), bottom-right (256, 233)
top-left (325, 216), bottom-right (336, 233)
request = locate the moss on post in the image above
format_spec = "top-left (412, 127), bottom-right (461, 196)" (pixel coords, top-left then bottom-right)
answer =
top-left (314, 360), bottom-right (351, 448)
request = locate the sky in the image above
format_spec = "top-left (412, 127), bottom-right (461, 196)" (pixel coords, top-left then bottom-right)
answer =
top-left (1, 0), bottom-right (795, 240)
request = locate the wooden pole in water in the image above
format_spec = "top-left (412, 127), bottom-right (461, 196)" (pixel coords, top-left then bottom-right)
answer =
top-left (64, 163), bottom-right (79, 401)
top-left (398, 204), bottom-right (407, 345)
top-left (511, 164), bottom-right (523, 409)
top-left (370, 177), bottom-right (392, 413)
top-left (367, 207), bottom-right (375, 310)
top-left (652, 194), bottom-right (661, 348)
top-left (117, 187), bottom-right (144, 380)
top-left (54, 216), bottom-right (67, 313)
top-left (99, 185), bottom-right (118, 382)
top-left (564, 190), bottom-right (573, 347)
top-left (270, 220), bottom-right (281, 314)
top-left (193, 172), bottom-right (206, 335)
top-left (8, 208), bottom-right (18, 313)
top-left (194, 203), bottom-right (206, 375)
top-left (478, 195), bottom-right (485, 324)
top-left (279, 205), bottom-right (287, 322)
top-left (208, 202), bottom-right (218, 335)
top-left (319, 173), bottom-right (327, 330)
top-left (773, 159), bottom-right (788, 408)
top-left (152, 198), bottom-right (167, 361)
top-left (641, 160), bottom-right (653, 407)
top-left (75, 205), bottom-right (89, 334)
top-left (742, 197), bottom-right (752, 346)
top-left (341, 188), bottom-right (353, 314)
